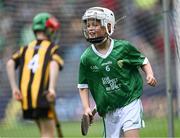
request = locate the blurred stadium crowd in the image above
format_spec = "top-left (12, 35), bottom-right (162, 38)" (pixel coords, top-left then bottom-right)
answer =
top-left (0, 0), bottom-right (176, 121)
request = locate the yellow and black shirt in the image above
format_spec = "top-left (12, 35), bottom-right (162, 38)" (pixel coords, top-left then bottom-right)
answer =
top-left (12, 40), bottom-right (64, 110)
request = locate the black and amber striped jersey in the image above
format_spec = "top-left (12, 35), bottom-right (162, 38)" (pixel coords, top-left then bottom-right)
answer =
top-left (11, 40), bottom-right (64, 110)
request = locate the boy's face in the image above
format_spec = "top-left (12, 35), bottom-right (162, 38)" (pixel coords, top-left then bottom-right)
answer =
top-left (84, 18), bottom-right (106, 39)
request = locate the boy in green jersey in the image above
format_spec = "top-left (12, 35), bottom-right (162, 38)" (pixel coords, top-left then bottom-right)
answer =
top-left (78, 7), bottom-right (157, 138)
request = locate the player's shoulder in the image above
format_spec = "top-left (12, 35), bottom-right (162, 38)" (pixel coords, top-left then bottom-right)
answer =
top-left (28, 39), bottom-right (37, 45)
top-left (79, 46), bottom-right (93, 65)
top-left (18, 40), bottom-right (36, 50)
top-left (80, 46), bottom-right (92, 59)
top-left (114, 39), bottom-right (132, 47)
top-left (114, 39), bottom-right (136, 50)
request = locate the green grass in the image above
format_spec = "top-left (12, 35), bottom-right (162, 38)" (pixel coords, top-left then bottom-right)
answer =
top-left (0, 118), bottom-right (180, 138)
top-left (140, 118), bottom-right (180, 137)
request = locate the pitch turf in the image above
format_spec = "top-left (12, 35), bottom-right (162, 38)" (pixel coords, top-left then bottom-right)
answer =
top-left (0, 118), bottom-right (180, 137)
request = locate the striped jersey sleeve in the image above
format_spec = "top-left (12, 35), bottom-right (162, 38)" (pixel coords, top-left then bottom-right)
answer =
top-left (11, 47), bottom-right (25, 69)
top-left (50, 45), bottom-right (64, 70)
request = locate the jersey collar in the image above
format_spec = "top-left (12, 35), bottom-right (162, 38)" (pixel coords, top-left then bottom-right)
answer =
top-left (91, 39), bottom-right (114, 59)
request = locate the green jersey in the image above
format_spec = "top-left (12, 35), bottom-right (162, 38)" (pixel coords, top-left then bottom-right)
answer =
top-left (78, 39), bottom-right (147, 117)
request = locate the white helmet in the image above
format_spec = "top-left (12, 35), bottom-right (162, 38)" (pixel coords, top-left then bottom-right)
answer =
top-left (82, 7), bottom-right (115, 44)
top-left (82, 7), bottom-right (115, 36)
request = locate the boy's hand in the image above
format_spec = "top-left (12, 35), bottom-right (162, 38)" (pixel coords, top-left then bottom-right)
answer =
top-left (146, 75), bottom-right (157, 87)
top-left (12, 88), bottom-right (22, 101)
top-left (81, 108), bottom-right (97, 136)
top-left (46, 89), bottom-right (56, 102)
top-left (84, 107), bottom-right (93, 117)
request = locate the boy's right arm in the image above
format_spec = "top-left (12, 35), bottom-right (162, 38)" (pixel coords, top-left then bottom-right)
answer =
top-left (6, 59), bottom-right (22, 101)
top-left (79, 88), bottom-right (92, 116)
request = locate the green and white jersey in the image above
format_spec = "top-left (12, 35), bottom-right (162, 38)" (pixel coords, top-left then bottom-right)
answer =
top-left (78, 39), bottom-right (148, 117)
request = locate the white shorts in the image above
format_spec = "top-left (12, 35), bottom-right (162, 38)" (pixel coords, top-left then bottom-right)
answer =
top-left (103, 99), bottom-right (145, 138)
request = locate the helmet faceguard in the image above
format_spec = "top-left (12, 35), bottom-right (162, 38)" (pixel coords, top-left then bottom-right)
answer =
top-left (32, 12), bottom-right (60, 39)
top-left (82, 7), bottom-right (115, 44)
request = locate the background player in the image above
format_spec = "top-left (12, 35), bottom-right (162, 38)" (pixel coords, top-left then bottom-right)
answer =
top-left (78, 7), bottom-right (157, 138)
top-left (6, 12), bottom-right (64, 138)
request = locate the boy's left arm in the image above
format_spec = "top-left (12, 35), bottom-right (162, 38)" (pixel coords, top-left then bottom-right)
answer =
top-left (46, 61), bottom-right (59, 102)
top-left (141, 63), bottom-right (157, 87)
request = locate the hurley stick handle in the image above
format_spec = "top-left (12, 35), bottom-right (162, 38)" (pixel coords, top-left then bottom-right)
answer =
top-left (50, 102), bottom-right (63, 138)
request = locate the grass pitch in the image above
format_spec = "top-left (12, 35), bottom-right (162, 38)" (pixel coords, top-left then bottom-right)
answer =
top-left (0, 118), bottom-right (180, 137)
